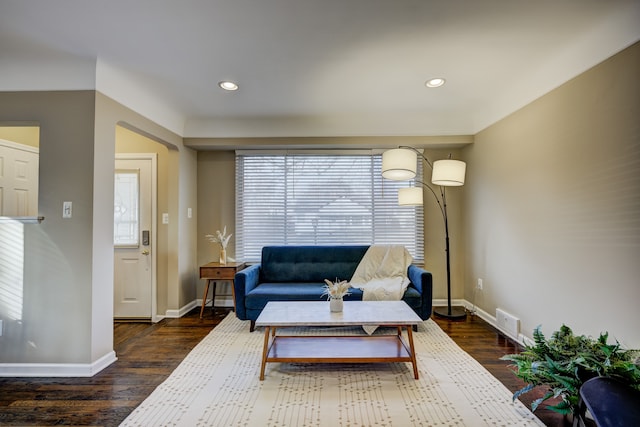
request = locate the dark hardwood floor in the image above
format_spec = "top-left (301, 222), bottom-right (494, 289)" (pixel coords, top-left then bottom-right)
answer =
top-left (0, 307), bottom-right (573, 426)
top-left (433, 312), bottom-right (572, 427)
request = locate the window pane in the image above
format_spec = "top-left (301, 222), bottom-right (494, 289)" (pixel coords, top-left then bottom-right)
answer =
top-left (236, 152), bottom-right (423, 262)
top-left (114, 170), bottom-right (139, 246)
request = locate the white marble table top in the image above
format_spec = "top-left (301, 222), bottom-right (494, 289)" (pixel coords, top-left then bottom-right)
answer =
top-left (255, 300), bottom-right (422, 327)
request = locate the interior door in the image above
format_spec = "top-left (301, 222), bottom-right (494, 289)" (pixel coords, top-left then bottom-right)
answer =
top-left (114, 157), bottom-right (154, 319)
top-left (0, 139), bottom-right (39, 217)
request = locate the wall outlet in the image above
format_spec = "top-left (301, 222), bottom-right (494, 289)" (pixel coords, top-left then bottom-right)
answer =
top-left (496, 308), bottom-right (520, 339)
top-left (162, 213), bottom-right (169, 224)
top-left (477, 278), bottom-right (483, 290)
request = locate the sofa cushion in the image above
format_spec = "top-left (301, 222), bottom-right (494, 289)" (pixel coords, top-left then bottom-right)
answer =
top-left (260, 245), bottom-right (369, 283)
top-left (245, 282), bottom-right (421, 311)
top-left (347, 285), bottom-right (421, 309)
top-left (400, 286), bottom-right (422, 310)
top-left (246, 282), bottom-right (328, 310)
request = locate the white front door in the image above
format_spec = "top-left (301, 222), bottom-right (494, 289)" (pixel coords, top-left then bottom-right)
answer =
top-left (114, 155), bottom-right (156, 319)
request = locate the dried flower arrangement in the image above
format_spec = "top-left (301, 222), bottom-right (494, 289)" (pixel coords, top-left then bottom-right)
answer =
top-left (205, 226), bottom-right (232, 264)
top-left (322, 278), bottom-right (351, 300)
top-left (205, 226), bottom-right (232, 249)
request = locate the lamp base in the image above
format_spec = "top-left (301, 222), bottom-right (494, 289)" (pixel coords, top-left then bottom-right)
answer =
top-left (433, 306), bottom-right (467, 320)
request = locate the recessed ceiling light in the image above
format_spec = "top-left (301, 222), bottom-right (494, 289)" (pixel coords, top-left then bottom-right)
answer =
top-left (218, 81), bottom-right (239, 91)
top-left (425, 78), bottom-right (446, 88)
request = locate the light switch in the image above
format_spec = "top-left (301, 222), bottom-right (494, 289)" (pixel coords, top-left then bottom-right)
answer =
top-left (162, 213), bottom-right (169, 224)
top-left (63, 201), bottom-right (72, 218)
top-left (187, 208), bottom-right (192, 219)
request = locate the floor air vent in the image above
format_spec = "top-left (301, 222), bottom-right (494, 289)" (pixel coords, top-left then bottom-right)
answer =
top-left (496, 308), bottom-right (520, 339)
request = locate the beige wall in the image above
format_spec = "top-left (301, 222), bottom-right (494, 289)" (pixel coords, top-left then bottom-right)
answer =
top-left (0, 91), bottom-right (97, 365)
top-left (419, 148), bottom-right (466, 302)
top-left (177, 140), bottom-right (199, 309)
top-left (196, 151), bottom-right (236, 300)
top-left (0, 126), bottom-right (39, 147)
top-left (195, 148), bottom-right (467, 305)
top-left (463, 42), bottom-right (640, 347)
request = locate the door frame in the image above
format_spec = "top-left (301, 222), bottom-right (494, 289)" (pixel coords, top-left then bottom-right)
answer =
top-left (115, 153), bottom-right (159, 322)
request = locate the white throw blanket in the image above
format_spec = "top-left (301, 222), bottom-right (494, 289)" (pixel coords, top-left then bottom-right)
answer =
top-left (350, 245), bottom-right (413, 334)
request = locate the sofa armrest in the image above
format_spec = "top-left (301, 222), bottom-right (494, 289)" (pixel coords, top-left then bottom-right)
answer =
top-left (407, 264), bottom-right (433, 320)
top-left (234, 264), bottom-right (261, 320)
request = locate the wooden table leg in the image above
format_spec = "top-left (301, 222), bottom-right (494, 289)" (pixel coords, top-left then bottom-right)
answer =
top-left (406, 325), bottom-right (419, 379)
top-left (199, 279), bottom-right (211, 319)
top-left (230, 280), bottom-right (236, 312)
top-left (210, 281), bottom-right (217, 314)
top-left (260, 326), bottom-right (271, 380)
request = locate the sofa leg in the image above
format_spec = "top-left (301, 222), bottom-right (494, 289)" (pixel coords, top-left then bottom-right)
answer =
top-left (250, 320), bottom-right (256, 332)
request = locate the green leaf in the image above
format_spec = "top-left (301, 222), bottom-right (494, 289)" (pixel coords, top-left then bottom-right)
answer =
top-left (548, 398), bottom-right (574, 415)
top-left (512, 383), bottom-right (535, 401)
top-left (530, 397), bottom-right (543, 412)
top-left (531, 390), bottom-right (554, 412)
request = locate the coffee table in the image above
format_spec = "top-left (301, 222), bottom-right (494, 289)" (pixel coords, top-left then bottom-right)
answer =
top-left (255, 300), bottom-right (422, 380)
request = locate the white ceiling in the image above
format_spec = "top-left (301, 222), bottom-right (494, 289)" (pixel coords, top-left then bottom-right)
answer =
top-left (1, 0), bottom-right (639, 140)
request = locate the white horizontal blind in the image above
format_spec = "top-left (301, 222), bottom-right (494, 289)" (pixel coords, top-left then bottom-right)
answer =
top-left (235, 152), bottom-right (423, 262)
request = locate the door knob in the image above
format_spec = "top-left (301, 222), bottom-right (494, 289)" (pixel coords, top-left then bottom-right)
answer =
top-left (142, 250), bottom-right (150, 255)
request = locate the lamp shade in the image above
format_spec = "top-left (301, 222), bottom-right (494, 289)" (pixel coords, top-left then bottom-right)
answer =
top-left (432, 159), bottom-right (466, 186)
top-left (398, 186), bottom-right (423, 205)
top-left (381, 148), bottom-right (417, 181)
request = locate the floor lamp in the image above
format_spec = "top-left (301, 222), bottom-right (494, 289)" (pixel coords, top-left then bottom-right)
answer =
top-left (381, 146), bottom-right (467, 320)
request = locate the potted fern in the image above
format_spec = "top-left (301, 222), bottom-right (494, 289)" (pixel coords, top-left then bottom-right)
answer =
top-left (501, 324), bottom-right (640, 416)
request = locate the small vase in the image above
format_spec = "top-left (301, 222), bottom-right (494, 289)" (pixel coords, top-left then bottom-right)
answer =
top-left (219, 248), bottom-right (227, 265)
top-left (330, 297), bottom-right (343, 312)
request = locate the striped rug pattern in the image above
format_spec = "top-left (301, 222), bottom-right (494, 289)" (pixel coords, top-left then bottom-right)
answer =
top-left (121, 314), bottom-right (543, 426)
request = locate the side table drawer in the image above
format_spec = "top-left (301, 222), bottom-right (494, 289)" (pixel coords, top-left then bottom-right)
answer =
top-left (200, 267), bottom-right (236, 280)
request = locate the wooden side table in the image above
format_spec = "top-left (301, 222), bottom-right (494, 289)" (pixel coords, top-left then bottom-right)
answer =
top-left (199, 261), bottom-right (246, 318)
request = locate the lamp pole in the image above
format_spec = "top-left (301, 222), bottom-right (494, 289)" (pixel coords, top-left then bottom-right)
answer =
top-left (433, 186), bottom-right (466, 319)
top-left (397, 146), bottom-right (466, 320)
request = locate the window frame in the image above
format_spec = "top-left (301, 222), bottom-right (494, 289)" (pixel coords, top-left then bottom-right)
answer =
top-left (235, 150), bottom-right (423, 262)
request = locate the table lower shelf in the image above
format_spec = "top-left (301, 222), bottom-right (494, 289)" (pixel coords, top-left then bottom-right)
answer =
top-left (267, 335), bottom-right (411, 361)
top-left (259, 332), bottom-right (419, 380)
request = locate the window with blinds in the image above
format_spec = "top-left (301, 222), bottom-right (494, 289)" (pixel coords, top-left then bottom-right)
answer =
top-left (235, 151), bottom-right (423, 262)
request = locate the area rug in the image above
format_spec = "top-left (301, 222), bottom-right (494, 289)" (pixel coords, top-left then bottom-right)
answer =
top-left (121, 314), bottom-right (543, 427)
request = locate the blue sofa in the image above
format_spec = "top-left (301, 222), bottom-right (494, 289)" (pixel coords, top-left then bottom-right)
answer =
top-left (234, 245), bottom-right (433, 331)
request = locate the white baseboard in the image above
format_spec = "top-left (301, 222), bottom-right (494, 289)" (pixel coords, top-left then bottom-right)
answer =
top-left (432, 298), bottom-right (468, 310)
top-left (467, 302), bottom-right (529, 346)
top-left (433, 299), bottom-right (528, 347)
top-left (520, 334), bottom-right (535, 347)
top-left (164, 298), bottom-right (233, 319)
top-left (165, 300), bottom-right (199, 318)
top-left (0, 351), bottom-right (117, 377)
